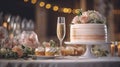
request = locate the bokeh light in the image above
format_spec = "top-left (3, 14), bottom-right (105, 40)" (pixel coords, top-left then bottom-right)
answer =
top-left (3, 22), bottom-right (8, 28)
top-left (24, 1), bottom-right (79, 14)
top-left (63, 8), bottom-right (69, 13)
top-left (68, 8), bottom-right (72, 13)
top-left (53, 6), bottom-right (59, 11)
top-left (39, 1), bottom-right (45, 7)
top-left (45, 4), bottom-right (51, 9)
top-left (31, 0), bottom-right (37, 4)
top-left (74, 9), bottom-right (80, 14)
top-left (24, 0), bottom-right (29, 3)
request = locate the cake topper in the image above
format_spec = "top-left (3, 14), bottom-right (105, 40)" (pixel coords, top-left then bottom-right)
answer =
top-left (72, 10), bottom-right (106, 24)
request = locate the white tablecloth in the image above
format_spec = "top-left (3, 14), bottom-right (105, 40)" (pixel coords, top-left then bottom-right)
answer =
top-left (0, 57), bottom-right (120, 67)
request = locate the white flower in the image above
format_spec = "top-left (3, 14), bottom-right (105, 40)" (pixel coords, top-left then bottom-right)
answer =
top-left (0, 48), bottom-right (7, 54)
top-left (89, 11), bottom-right (100, 20)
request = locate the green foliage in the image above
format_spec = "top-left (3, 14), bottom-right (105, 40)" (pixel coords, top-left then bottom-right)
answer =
top-left (22, 45), bottom-right (34, 58)
top-left (0, 45), bottom-right (35, 59)
top-left (49, 40), bottom-right (56, 47)
top-left (0, 48), bottom-right (18, 59)
top-left (92, 45), bottom-right (109, 57)
top-left (77, 9), bottom-right (82, 16)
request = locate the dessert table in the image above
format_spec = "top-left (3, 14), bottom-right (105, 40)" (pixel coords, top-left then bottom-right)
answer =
top-left (0, 57), bottom-right (120, 67)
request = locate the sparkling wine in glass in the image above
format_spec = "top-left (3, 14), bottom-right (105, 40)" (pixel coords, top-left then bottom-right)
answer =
top-left (57, 17), bottom-right (66, 56)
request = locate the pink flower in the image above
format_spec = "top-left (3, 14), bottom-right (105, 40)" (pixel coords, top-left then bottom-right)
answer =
top-left (79, 12), bottom-right (89, 23)
top-left (12, 46), bottom-right (23, 57)
top-left (24, 37), bottom-right (38, 48)
top-left (20, 31), bottom-right (39, 49)
top-left (72, 16), bottom-right (80, 24)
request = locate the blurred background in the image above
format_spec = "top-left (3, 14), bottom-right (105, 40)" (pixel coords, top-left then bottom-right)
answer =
top-left (0, 0), bottom-right (120, 43)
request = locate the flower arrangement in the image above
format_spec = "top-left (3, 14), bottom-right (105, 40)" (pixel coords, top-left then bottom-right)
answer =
top-left (0, 45), bottom-right (34, 59)
top-left (72, 10), bottom-right (106, 24)
top-left (92, 45), bottom-right (109, 57)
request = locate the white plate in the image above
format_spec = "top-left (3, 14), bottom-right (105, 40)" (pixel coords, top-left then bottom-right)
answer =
top-left (29, 55), bottom-right (57, 59)
top-left (64, 41), bottom-right (111, 45)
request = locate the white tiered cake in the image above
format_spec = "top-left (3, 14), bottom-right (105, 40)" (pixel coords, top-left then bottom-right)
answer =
top-left (70, 10), bottom-right (107, 43)
top-left (70, 24), bottom-right (107, 43)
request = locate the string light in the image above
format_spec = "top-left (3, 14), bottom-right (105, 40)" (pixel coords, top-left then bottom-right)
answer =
top-left (25, 1), bottom-right (82, 14)
top-left (45, 4), bottom-right (51, 9)
top-left (74, 9), bottom-right (80, 14)
top-left (24, 0), bottom-right (29, 3)
top-left (25, 1), bottom-right (120, 15)
top-left (3, 22), bottom-right (8, 28)
top-left (72, 9), bottom-right (75, 14)
top-left (68, 8), bottom-right (72, 13)
top-left (63, 8), bottom-right (69, 13)
top-left (39, 1), bottom-right (45, 7)
top-left (31, 0), bottom-right (37, 4)
top-left (53, 6), bottom-right (59, 11)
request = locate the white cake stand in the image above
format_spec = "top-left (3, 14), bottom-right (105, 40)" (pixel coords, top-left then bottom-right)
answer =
top-left (64, 41), bottom-right (111, 58)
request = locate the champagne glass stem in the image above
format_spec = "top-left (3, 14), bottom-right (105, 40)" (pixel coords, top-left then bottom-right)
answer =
top-left (59, 40), bottom-right (63, 56)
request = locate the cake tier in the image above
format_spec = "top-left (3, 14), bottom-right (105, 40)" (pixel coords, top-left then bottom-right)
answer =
top-left (70, 24), bottom-right (107, 43)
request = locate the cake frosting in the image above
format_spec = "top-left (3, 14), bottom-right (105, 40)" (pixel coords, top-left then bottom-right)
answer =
top-left (70, 10), bottom-right (107, 43)
top-left (35, 47), bottom-right (45, 52)
top-left (45, 47), bottom-right (57, 56)
top-left (35, 47), bottom-right (45, 56)
top-left (70, 24), bottom-right (107, 43)
top-left (42, 40), bottom-right (57, 56)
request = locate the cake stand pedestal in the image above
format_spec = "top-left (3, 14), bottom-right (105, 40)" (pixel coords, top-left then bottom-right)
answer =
top-left (81, 45), bottom-right (96, 58)
top-left (64, 42), bottom-right (111, 58)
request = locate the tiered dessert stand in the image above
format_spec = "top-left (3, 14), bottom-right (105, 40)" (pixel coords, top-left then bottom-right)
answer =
top-left (64, 41), bottom-right (111, 58)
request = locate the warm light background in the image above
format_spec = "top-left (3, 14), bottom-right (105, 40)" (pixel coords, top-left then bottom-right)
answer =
top-left (0, 0), bottom-right (120, 43)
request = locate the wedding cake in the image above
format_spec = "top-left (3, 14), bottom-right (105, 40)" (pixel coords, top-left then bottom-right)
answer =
top-left (70, 10), bottom-right (107, 43)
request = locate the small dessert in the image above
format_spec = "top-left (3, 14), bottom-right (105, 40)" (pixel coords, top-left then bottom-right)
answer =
top-left (61, 47), bottom-right (66, 56)
top-left (43, 40), bottom-right (57, 56)
top-left (45, 47), bottom-right (57, 56)
top-left (65, 46), bottom-right (75, 56)
top-left (75, 46), bottom-right (85, 56)
top-left (35, 47), bottom-right (45, 56)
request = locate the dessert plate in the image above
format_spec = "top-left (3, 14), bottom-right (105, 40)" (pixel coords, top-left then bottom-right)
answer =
top-left (29, 55), bottom-right (57, 59)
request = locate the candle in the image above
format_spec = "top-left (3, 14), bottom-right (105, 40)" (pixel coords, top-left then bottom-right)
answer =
top-left (110, 44), bottom-right (115, 56)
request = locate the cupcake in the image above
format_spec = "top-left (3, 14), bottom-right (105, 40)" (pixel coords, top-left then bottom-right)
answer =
top-left (74, 45), bottom-right (85, 56)
top-left (35, 47), bottom-right (45, 56)
top-left (43, 40), bottom-right (57, 56)
top-left (45, 47), bottom-right (57, 56)
top-left (61, 47), bottom-right (67, 56)
top-left (65, 46), bottom-right (75, 56)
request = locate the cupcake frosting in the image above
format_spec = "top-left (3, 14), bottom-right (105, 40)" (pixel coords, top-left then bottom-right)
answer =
top-left (66, 46), bottom-right (75, 51)
top-left (35, 47), bottom-right (45, 52)
top-left (45, 47), bottom-right (57, 53)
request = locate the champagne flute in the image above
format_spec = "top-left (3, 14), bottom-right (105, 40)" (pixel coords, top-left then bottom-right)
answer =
top-left (57, 17), bottom-right (66, 56)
